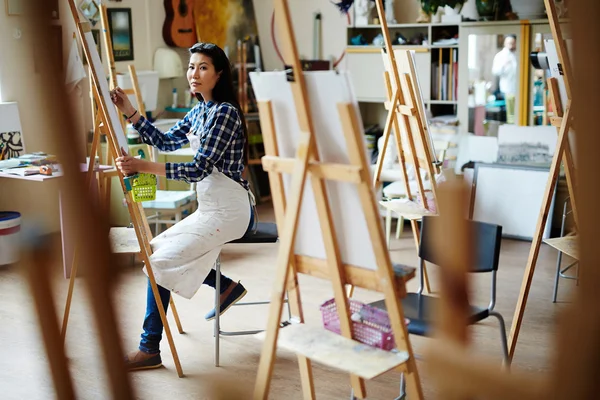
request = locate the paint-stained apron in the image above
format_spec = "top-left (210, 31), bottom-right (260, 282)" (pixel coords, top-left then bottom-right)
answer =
top-left (142, 168), bottom-right (251, 299)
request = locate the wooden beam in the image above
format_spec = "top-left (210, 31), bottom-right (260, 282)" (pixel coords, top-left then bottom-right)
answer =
top-left (261, 156), bottom-right (363, 183)
top-left (294, 255), bottom-right (414, 296)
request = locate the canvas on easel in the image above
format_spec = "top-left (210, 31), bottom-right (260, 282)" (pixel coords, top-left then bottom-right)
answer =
top-left (250, 68), bottom-right (422, 400)
top-left (363, 0), bottom-right (442, 296)
top-left (248, 2), bottom-right (422, 399)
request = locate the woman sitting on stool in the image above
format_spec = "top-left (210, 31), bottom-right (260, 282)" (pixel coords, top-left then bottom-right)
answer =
top-left (111, 42), bottom-right (255, 371)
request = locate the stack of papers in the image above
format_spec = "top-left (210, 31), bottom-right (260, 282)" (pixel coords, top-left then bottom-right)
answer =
top-left (0, 166), bottom-right (41, 176)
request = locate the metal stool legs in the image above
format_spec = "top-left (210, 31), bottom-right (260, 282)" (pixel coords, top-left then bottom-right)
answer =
top-left (552, 197), bottom-right (579, 303)
top-left (213, 254), bottom-right (291, 366)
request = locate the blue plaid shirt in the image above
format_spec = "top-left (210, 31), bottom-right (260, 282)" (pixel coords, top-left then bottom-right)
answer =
top-left (132, 101), bottom-right (248, 190)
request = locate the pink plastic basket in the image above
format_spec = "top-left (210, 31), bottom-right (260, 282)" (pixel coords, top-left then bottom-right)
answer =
top-left (320, 298), bottom-right (396, 351)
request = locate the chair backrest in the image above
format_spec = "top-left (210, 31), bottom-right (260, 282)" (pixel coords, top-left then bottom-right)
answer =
top-left (419, 216), bottom-right (502, 273)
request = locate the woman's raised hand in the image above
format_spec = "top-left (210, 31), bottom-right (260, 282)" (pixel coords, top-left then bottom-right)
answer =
top-left (110, 87), bottom-right (136, 117)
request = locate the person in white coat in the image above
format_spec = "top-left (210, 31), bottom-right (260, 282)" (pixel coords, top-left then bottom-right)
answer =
top-left (491, 34), bottom-right (518, 99)
top-left (110, 42), bottom-right (256, 370)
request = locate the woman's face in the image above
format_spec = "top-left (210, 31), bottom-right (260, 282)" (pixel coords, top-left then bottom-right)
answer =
top-left (187, 53), bottom-right (221, 98)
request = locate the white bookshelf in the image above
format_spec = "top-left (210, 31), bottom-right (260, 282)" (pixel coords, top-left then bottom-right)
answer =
top-left (343, 19), bottom-right (569, 136)
top-left (343, 22), bottom-right (460, 120)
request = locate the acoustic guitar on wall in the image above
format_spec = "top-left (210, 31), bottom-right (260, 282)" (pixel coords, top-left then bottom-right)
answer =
top-left (163, 0), bottom-right (197, 48)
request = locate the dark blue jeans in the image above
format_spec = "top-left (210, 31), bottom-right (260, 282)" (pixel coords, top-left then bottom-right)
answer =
top-left (139, 205), bottom-right (256, 354)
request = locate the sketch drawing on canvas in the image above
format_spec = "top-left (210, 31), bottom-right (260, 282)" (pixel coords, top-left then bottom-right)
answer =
top-left (0, 132), bottom-right (24, 159)
top-left (0, 102), bottom-right (25, 158)
top-left (496, 125), bottom-right (557, 167)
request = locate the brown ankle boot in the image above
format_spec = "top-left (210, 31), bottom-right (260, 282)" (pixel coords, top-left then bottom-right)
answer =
top-left (124, 350), bottom-right (162, 371)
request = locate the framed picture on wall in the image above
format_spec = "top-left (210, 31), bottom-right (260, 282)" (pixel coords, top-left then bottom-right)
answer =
top-left (107, 8), bottom-right (134, 61)
top-left (78, 0), bottom-right (101, 25)
top-left (5, 0), bottom-right (23, 16)
top-left (5, 0), bottom-right (58, 18)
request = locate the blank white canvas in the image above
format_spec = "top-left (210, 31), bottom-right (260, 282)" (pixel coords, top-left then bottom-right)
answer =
top-left (472, 164), bottom-right (554, 240)
top-left (83, 30), bottom-right (129, 153)
top-left (0, 102), bottom-right (23, 133)
top-left (249, 71), bottom-right (379, 271)
top-left (381, 50), bottom-right (438, 165)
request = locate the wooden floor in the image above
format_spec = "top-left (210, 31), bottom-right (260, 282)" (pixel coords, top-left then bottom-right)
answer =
top-left (0, 203), bottom-right (577, 399)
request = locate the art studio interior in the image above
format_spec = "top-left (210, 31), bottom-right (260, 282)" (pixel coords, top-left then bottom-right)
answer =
top-left (1, 0), bottom-right (597, 399)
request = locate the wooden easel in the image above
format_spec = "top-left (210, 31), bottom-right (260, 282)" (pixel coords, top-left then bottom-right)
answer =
top-left (369, 0), bottom-right (440, 295)
top-left (252, 1), bottom-right (422, 399)
top-left (61, 0), bottom-right (185, 378)
top-left (61, 60), bottom-right (185, 340)
top-left (507, 0), bottom-right (578, 361)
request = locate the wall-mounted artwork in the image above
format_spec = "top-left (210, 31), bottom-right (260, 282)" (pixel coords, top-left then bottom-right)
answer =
top-left (5, 0), bottom-right (23, 16)
top-left (107, 8), bottom-right (134, 61)
top-left (5, 0), bottom-right (58, 18)
top-left (79, 0), bottom-right (101, 26)
top-left (193, 0), bottom-right (258, 56)
top-left (0, 103), bottom-right (25, 158)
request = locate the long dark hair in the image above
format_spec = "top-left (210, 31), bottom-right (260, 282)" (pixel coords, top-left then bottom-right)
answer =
top-left (189, 42), bottom-right (249, 165)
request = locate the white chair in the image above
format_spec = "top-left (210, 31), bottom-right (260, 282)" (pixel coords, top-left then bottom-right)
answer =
top-left (142, 188), bottom-right (197, 235)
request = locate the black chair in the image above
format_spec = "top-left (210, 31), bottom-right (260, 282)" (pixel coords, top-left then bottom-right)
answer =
top-left (369, 216), bottom-right (509, 365)
top-left (213, 222), bottom-right (289, 367)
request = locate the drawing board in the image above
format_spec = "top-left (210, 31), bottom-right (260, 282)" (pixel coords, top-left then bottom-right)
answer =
top-left (471, 163), bottom-right (555, 240)
top-left (250, 70), bottom-right (378, 270)
top-left (83, 28), bottom-right (129, 152)
top-left (381, 49), bottom-right (438, 167)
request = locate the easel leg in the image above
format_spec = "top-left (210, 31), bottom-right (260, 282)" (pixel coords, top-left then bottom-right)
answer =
top-left (340, 102), bottom-right (424, 400)
top-left (169, 297), bottom-right (184, 334)
top-left (25, 232), bottom-right (76, 399)
top-left (285, 269), bottom-right (316, 399)
top-left (130, 201), bottom-right (184, 377)
top-left (61, 248), bottom-right (80, 341)
top-left (255, 99), bottom-right (316, 399)
top-left (410, 220), bottom-right (432, 293)
top-left (62, 117), bottom-right (103, 341)
top-left (253, 135), bottom-right (314, 399)
top-left (562, 145), bottom-right (578, 226)
top-left (508, 106), bottom-right (572, 360)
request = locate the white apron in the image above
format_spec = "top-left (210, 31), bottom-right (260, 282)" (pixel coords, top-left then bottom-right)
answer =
top-left (143, 168), bottom-right (251, 299)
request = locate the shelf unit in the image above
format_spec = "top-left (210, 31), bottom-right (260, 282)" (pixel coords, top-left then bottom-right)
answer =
top-left (345, 22), bottom-right (460, 121)
top-left (344, 19), bottom-right (570, 142)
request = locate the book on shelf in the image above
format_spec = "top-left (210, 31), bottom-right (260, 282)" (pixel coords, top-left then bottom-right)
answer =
top-left (431, 48), bottom-right (459, 102)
